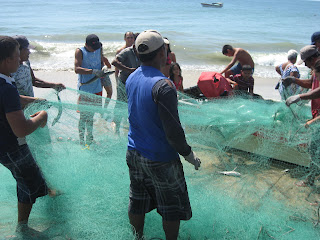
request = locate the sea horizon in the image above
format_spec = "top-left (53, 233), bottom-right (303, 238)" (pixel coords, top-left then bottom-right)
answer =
top-left (1, 0), bottom-right (319, 78)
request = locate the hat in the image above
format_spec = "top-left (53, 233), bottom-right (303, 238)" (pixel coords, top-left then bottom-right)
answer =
top-left (86, 34), bottom-right (102, 50)
top-left (311, 31), bottom-right (320, 45)
top-left (135, 30), bottom-right (164, 55)
top-left (163, 38), bottom-right (170, 45)
top-left (12, 35), bottom-right (32, 49)
top-left (298, 45), bottom-right (318, 64)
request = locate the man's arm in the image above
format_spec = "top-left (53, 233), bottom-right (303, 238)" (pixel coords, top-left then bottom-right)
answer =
top-left (114, 47), bottom-right (125, 79)
top-left (275, 65), bottom-right (281, 75)
top-left (220, 54), bottom-right (237, 74)
top-left (102, 56), bottom-right (112, 68)
top-left (300, 84), bottom-right (320, 100)
top-left (30, 67), bottom-right (65, 91)
top-left (111, 57), bottom-right (136, 74)
top-left (284, 76), bottom-right (313, 89)
top-left (74, 48), bottom-right (94, 75)
top-left (19, 95), bottom-right (43, 109)
top-left (6, 110), bottom-right (47, 138)
top-left (152, 79), bottom-right (191, 156)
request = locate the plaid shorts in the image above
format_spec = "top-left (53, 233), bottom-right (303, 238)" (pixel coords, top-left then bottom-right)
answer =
top-left (0, 144), bottom-right (48, 204)
top-left (126, 149), bottom-right (192, 221)
top-left (101, 75), bottom-right (112, 87)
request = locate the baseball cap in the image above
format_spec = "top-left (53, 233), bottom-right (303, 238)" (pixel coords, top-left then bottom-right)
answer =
top-left (311, 31), bottom-right (320, 45)
top-left (298, 45), bottom-right (318, 64)
top-left (12, 35), bottom-right (33, 49)
top-left (135, 30), bottom-right (164, 55)
top-left (86, 34), bottom-right (102, 50)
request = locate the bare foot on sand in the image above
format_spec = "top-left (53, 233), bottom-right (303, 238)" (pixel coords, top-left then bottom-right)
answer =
top-left (16, 224), bottom-right (45, 238)
top-left (48, 189), bottom-right (63, 197)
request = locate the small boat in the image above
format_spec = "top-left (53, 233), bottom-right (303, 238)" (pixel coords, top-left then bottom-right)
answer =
top-left (201, 2), bottom-right (223, 8)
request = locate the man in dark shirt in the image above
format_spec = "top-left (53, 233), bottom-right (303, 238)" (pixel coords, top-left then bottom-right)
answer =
top-left (0, 36), bottom-right (51, 234)
top-left (125, 30), bottom-right (201, 240)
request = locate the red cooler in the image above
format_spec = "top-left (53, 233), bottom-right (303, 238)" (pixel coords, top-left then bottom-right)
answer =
top-left (197, 72), bottom-right (232, 98)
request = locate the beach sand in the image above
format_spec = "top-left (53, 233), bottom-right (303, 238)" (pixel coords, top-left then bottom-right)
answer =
top-left (33, 69), bottom-right (281, 101)
top-left (2, 70), bottom-right (318, 239)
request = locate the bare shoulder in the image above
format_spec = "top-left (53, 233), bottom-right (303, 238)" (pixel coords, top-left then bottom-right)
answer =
top-left (116, 46), bottom-right (125, 55)
top-left (75, 48), bottom-right (82, 57)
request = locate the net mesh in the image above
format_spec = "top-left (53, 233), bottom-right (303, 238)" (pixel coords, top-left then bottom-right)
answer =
top-left (1, 87), bottom-right (320, 239)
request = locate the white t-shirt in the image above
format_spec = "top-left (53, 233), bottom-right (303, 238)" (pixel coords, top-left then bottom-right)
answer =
top-left (11, 61), bottom-right (34, 97)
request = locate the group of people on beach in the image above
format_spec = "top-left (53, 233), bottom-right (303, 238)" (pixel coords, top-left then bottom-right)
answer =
top-left (221, 31), bottom-right (320, 188)
top-left (1, 29), bottom-right (320, 239)
top-left (0, 31), bottom-right (199, 240)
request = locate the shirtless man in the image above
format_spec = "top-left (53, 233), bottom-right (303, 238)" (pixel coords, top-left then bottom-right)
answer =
top-left (221, 45), bottom-right (254, 78)
top-left (115, 32), bottom-right (135, 79)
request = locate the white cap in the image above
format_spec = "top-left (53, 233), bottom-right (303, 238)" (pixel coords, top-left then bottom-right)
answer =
top-left (298, 45), bottom-right (318, 64)
top-left (135, 30), bottom-right (164, 55)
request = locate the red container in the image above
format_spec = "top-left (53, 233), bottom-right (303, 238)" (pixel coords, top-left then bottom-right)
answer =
top-left (197, 72), bottom-right (232, 98)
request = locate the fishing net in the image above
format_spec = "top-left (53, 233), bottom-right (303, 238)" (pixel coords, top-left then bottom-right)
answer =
top-left (1, 86), bottom-right (320, 239)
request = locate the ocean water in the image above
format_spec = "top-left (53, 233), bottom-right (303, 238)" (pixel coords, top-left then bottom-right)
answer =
top-left (1, 0), bottom-right (320, 78)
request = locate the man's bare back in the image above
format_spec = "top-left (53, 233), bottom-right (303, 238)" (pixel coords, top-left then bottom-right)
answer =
top-left (233, 48), bottom-right (254, 68)
top-left (221, 45), bottom-right (255, 78)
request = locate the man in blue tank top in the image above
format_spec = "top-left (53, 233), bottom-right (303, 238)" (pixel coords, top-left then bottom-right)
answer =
top-left (75, 34), bottom-right (106, 146)
top-left (125, 30), bottom-right (201, 240)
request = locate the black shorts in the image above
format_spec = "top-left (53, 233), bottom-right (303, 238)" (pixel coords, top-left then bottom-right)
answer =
top-left (126, 149), bottom-right (192, 221)
top-left (0, 144), bottom-right (48, 204)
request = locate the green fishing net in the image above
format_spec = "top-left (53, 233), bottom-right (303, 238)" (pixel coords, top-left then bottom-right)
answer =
top-left (1, 86), bottom-right (320, 239)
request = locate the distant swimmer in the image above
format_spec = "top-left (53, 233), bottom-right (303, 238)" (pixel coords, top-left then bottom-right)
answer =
top-left (220, 45), bottom-right (255, 78)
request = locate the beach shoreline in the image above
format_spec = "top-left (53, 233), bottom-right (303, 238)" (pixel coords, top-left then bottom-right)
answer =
top-left (33, 69), bottom-right (281, 101)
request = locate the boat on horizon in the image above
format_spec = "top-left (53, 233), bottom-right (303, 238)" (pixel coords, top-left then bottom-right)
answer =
top-left (201, 2), bottom-right (223, 8)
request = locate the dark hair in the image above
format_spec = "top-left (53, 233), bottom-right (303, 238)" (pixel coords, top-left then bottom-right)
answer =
top-left (169, 62), bottom-right (181, 80)
top-left (314, 59), bottom-right (320, 74)
top-left (124, 31), bottom-right (134, 39)
top-left (0, 36), bottom-right (19, 62)
top-left (222, 45), bottom-right (233, 54)
top-left (241, 65), bottom-right (252, 72)
top-left (134, 33), bottom-right (140, 40)
top-left (138, 44), bottom-right (164, 63)
top-left (164, 37), bottom-right (171, 53)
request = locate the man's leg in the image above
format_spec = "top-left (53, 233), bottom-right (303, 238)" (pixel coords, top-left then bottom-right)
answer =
top-left (162, 220), bottom-right (180, 240)
top-left (78, 112), bottom-right (86, 146)
top-left (129, 213), bottom-right (145, 240)
top-left (17, 202), bottom-right (33, 225)
top-left (103, 85), bottom-right (113, 108)
top-left (86, 112), bottom-right (95, 146)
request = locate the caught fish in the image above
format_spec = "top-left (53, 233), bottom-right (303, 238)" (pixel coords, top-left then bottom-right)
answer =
top-left (218, 167), bottom-right (241, 177)
top-left (80, 70), bottom-right (115, 86)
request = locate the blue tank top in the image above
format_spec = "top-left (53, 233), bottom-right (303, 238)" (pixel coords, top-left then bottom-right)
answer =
top-left (126, 66), bottom-right (179, 162)
top-left (77, 47), bottom-right (102, 94)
